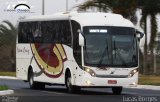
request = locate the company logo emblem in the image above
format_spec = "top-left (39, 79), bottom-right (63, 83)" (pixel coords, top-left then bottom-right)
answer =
top-left (4, 3), bottom-right (34, 13)
top-left (14, 4), bottom-right (30, 13)
top-left (110, 70), bottom-right (115, 74)
top-left (31, 44), bottom-right (67, 78)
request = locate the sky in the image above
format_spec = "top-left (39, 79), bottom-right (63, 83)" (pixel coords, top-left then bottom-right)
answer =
top-left (0, 0), bottom-right (86, 25)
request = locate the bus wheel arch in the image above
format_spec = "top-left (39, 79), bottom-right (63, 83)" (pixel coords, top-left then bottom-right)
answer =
top-left (65, 68), bottom-right (74, 93)
top-left (65, 68), bottom-right (80, 93)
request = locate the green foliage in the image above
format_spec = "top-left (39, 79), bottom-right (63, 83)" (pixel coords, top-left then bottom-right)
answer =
top-left (150, 15), bottom-right (157, 50)
top-left (0, 85), bottom-right (9, 91)
top-left (139, 0), bottom-right (160, 74)
top-left (0, 20), bottom-right (17, 47)
top-left (0, 72), bottom-right (16, 76)
top-left (78, 0), bottom-right (110, 12)
top-left (0, 20), bottom-right (17, 72)
top-left (78, 0), bottom-right (138, 23)
top-left (139, 74), bottom-right (160, 86)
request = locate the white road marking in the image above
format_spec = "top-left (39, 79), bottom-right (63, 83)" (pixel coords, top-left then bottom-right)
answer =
top-left (41, 90), bottom-right (65, 95)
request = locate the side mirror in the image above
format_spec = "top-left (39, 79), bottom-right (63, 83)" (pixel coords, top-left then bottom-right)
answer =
top-left (79, 33), bottom-right (84, 46)
top-left (136, 30), bottom-right (145, 47)
top-left (136, 30), bottom-right (144, 39)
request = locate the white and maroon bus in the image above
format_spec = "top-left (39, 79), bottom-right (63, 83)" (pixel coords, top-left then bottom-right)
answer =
top-left (16, 12), bottom-right (143, 94)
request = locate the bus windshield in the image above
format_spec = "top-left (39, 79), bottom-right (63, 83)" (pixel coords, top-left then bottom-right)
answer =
top-left (83, 26), bottom-right (138, 68)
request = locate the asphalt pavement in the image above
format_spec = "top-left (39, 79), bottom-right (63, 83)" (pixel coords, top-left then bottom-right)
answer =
top-left (0, 77), bottom-right (160, 102)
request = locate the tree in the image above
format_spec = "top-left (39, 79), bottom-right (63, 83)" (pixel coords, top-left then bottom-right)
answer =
top-left (139, 0), bottom-right (160, 74)
top-left (78, 0), bottom-right (138, 24)
top-left (78, 0), bottom-right (110, 12)
top-left (0, 20), bottom-right (17, 71)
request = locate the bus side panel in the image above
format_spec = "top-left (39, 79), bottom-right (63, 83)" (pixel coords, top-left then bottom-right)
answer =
top-left (29, 45), bottom-right (74, 85)
top-left (16, 44), bottom-right (32, 80)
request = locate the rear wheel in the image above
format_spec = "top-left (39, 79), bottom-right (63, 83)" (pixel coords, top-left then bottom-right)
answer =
top-left (112, 87), bottom-right (122, 95)
top-left (28, 69), bottom-right (45, 89)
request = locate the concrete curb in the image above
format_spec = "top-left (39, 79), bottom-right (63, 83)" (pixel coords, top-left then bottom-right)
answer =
top-left (0, 76), bottom-right (18, 80)
top-left (125, 85), bottom-right (160, 91)
top-left (135, 85), bottom-right (160, 91)
top-left (0, 90), bottom-right (14, 96)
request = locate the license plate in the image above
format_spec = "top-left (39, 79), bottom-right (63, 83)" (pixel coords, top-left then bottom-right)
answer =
top-left (108, 80), bottom-right (117, 84)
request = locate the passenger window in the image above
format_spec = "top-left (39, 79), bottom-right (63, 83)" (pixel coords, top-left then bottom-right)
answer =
top-left (18, 20), bottom-right (72, 46)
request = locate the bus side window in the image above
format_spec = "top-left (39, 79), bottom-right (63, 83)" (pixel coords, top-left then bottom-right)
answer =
top-left (32, 22), bottom-right (42, 43)
top-left (60, 20), bottom-right (72, 46)
top-left (18, 23), bottom-right (24, 43)
top-left (65, 20), bottom-right (72, 46)
top-left (49, 21), bottom-right (56, 43)
top-left (71, 20), bottom-right (81, 66)
top-left (54, 21), bottom-right (61, 43)
top-left (28, 22), bottom-right (34, 43)
top-left (41, 21), bottom-right (47, 43)
top-left (18, 22), bottom-right (30, 43)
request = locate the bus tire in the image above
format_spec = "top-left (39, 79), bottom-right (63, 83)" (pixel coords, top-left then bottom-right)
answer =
top-left (112, 87), bottom-right (122, 95)
top-left (37, 82), bottom-right (45, 90)
top-left (65, 71), bottom-right (80, 93)
top-left (28, 69), bottom-right (45, 89)
top-left (66, 72), bottom-right (74, 93)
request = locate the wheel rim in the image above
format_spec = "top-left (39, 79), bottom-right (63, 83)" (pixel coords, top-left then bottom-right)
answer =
top-left (67, 77), bottom-right (71, 90)
top-left (29, 74), bottom-right (33, 86)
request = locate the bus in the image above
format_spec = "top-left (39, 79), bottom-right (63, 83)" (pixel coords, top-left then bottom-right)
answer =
top-left (16, 12), bottom-right (144, 94)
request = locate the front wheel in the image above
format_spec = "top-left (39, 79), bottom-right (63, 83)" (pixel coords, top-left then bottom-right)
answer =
top-left (112, 87), bottom-right (122, 95)
top-left (65, 72), bottom-right (80, 93)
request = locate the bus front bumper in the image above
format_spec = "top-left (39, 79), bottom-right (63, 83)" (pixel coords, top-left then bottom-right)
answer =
top-left (74, 72), bottom-right (138, 88)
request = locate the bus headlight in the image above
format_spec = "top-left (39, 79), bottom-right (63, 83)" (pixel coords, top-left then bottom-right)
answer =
top-left (128, 68), bottom-right (138, 77)
top-left (83, 67), bottom-right (96, 77)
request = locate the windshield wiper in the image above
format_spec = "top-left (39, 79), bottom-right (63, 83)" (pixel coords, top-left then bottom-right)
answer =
top-left (97, 39), bottom-right (109, 67)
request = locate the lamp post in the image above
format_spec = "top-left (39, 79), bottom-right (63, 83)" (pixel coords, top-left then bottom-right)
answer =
top-left (66, 0), bottom-right (68, 11)
top-left (42, 0), bottom-right (45, 15)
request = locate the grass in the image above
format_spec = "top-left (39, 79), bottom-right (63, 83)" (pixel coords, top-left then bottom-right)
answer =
top-left (0, 72), bottom-right (16, 77)
top-left (0, 85), bottom-right (9, 91)
top-left (139, 74), bottom-right (160, 86)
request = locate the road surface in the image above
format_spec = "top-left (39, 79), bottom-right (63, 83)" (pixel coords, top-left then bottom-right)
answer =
top-left (0, 78), bottom-right (160, 102)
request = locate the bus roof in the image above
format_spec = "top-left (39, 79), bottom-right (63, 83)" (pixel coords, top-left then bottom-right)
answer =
top-left (20, 11), bottom-right (134, 28)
